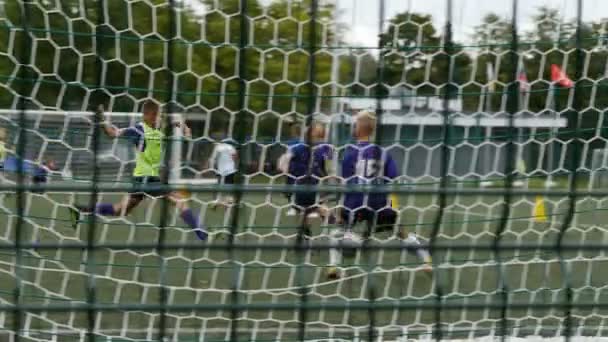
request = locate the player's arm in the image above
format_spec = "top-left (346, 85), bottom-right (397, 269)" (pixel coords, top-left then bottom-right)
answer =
top-left (93, 105), bottom-right (122, 138)
top-left (324, 146), bottom-right (341, 182)
top-left (208, 145), bottom-right (218, 171)
top-left (182, 122), bottom-right (192, 138)
top-left (384, 153), bottom-right (398, 180)
top-left (173, 120), bottom-right (192, 139)
top-left (277, 146), bottom-right (294, 174)
top-left (95, 105), bottom-right (144, 145)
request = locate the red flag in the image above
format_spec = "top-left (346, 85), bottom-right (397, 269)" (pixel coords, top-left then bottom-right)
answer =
top-left (518, 60), bottom-right (529, 92)
top-left (551, 64), bottom-right (573, 88)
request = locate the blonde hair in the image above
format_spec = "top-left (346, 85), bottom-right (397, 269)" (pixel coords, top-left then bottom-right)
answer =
top-left (355, 110), bottom-right (376, 138)
top-left (308, 122), bottom-right (326, 142)
top-left (142, 99), bottom-right (160, 114)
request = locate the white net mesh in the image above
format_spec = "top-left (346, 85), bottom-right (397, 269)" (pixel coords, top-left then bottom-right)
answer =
top-left (1, 0), bottom-right (608, 341)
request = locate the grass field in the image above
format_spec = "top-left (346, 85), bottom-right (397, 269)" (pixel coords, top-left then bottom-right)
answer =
top-left (0, 185), bottom-right (608, 341)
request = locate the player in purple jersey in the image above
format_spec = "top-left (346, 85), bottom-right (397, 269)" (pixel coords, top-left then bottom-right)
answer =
top-left (327, 111), bottom-right (431, 279)
top-left (281, 123), bottom-right (337, 232)
top-left (281, 122), bottom-right (303, 216)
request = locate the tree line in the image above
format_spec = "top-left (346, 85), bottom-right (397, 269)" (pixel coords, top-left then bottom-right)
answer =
top-left (0, 1), bottom-right (607, 140)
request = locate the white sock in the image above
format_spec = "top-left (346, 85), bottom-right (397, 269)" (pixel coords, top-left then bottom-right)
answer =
top-left (403, 233), bottom-right (431, 262)
top-left (328, 228), bottom-right (342, 266)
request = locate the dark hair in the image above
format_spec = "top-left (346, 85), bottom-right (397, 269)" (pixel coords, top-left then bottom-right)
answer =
top-left (142, 99), bottom-right (159, 114)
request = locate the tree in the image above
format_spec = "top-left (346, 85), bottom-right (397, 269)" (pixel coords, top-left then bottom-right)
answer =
top-left (471, 13), bottom-right (518, 113)
top-left (0, 0), bottom-right (350, 140)
top-left (0, 9), bottom-right (16, 108)
top-left (523, 6), bottom-right (575, 114)
top-left (380, 11), bottom-right (471, 104)
top-left (471, 7), bottom-right (608, 169)
top-left (473, 13), bottom-right (513, 53)
top-left (525, 6), bottom-right (575, 44)
top-left (0, 0), bottom-right (197, 110)
top-left (196, 0), bottom-right (349, 138)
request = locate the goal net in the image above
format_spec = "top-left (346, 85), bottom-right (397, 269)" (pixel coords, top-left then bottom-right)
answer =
top-left (0, 0), bottom-right (607, 341)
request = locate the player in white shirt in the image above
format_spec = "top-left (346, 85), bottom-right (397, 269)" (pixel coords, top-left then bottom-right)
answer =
top-left (209, 137), bottom-right (238, 207)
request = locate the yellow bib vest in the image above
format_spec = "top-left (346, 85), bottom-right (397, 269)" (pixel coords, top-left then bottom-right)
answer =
top-left (133, 123), bottom-right (164, 177)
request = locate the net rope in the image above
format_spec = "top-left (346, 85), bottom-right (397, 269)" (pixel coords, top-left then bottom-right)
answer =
top-left (1, 0), bottom-right (608, 341)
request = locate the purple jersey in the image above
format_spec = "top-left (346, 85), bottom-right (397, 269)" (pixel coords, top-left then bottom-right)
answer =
top-left (284, 139), bottom-right (301, 185)
top-left (288, 143), bottom-right (332, 185)
top-left (341, 142), bottom-right (398, 210)
top-left (119, 123), bottom-right (147, 151)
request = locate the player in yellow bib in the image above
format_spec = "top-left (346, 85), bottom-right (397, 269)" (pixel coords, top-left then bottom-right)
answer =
top-left (69, 100), bottom-right (207, 241)
top-left (0, 141), bottom-right (5, 168)
top-left (0, 127), bottom-right (6, 169)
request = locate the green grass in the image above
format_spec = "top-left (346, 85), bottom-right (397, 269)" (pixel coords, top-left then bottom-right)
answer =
top-left (1, 188), bottom-right (608, 341)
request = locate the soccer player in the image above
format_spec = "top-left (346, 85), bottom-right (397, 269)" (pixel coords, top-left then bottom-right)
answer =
top-left (0, 127), bottom-right (6, 170)
top-left (68, 101), bottom-right (207, 241)
top-left (326, 110), bottom-right (431, 279)
top-left (280, 122), bottom-right (303, 216)
top-left (281, 122), bottom-right (336, 234)
top-left (209, 133), bottom-right (238, 207)
top-left (31, 159), bottom-right (57, 193)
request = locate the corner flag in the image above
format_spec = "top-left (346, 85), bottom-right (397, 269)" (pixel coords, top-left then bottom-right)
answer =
top-left (551, 64), bottom-right (573, 88)
top-left (518, 60), bottom-right (530, 92)
top-left (533, 196), bottom-right (547, 223)
top-left (486, 62), bottom-right (496, 92)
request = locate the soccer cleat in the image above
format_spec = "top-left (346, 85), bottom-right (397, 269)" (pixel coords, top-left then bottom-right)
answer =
top-left (326, 267), bottom-right (340, 280)
top-left (68, 207), bottom-right (80, 230)
top-left (286, 208), bottom-right (297, 216)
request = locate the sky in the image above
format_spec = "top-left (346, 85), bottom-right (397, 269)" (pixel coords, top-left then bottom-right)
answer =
top-left (185, 0), bottom-right (608, 46)
top-left (337, 0), bottom-right (608, 46)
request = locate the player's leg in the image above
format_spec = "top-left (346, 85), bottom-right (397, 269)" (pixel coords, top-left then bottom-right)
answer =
top-left (316, 203), bottom-right (337, 226)
top-left (212, 174), bottom-right (222, 204)
top-left (73, 175), bottom-right (150, 217)
top-left (31, 174), bottom-right (47, 194)
top-left (120, 194), bottom-right (144, 216)
top-left (167, 191), bottom-right (208, 241)
top-left (294, 191), bottom-right (316, 240)
top-left (377, 208), bottom-right (432, 272)
top-left (213, 173), bottom-right (235, 208)
top-left (222, 172), bottom-right (235, 205)
top-left (327, 226), bottom-right (343, 280)
top-left (69, 175), bottom-right (155, 228)
top-left (77, 194), bottom-right (142, 215)
top-left (326, 208), bottom-right (355, 280)
top-left (285, 175), bottom-right (298, 216)
top-left (307, 208), bottom-right (320, 218)
top-left (69, 194), bottom-right (143, 229)
top-left (401, 231), bottom-right (432, 273)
